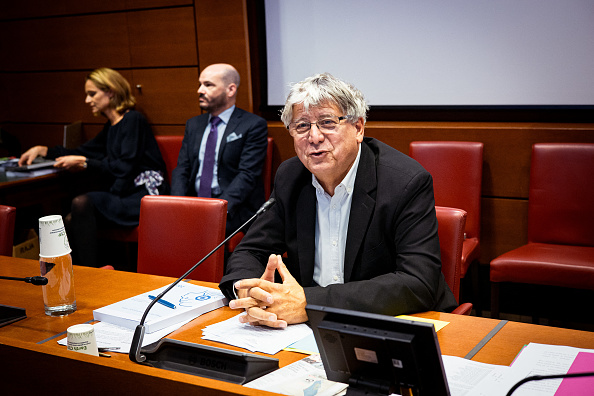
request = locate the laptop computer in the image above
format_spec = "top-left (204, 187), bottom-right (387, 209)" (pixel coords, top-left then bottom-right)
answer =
top-left (6, 157), bottom-right (57, 172)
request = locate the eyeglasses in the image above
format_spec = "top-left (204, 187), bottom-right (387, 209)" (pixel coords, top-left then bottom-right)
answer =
top-left (288, 115), bottom-right (351, 135)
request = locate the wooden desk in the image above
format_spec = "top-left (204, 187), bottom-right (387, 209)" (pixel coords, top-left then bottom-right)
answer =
top-left (0, 169), bottom-right (96, 233)
top-left (0, 169), bottom-right (64, 208)
top-left (1, 256), bottom-right (593, 395)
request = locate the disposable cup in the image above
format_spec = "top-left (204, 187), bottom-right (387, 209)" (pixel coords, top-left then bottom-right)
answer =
top-left (67, 324), bottom-right (99, 356)
top-left (39, 215), bottom-right (72, 258)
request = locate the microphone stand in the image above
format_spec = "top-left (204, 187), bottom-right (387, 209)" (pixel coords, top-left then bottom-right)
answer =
top-left (129, 198), bottom-right (276, 364)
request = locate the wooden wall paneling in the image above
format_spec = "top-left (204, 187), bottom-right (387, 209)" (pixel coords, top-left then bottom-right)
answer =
top-left (3, 124), bottom-right (65, 153)
top-left (0, 1), bottom-right (127, 20)
top-left (125, 0), bottom-right (193, 10)
top-left (481, 197), bottom-right (529, 263)
top-left (7, 71), bottom-right (90, 124)
top-left (0, 0), bottom-right (192, 20)
top-left (131, 67), bottom-right (200, 125)
top-left (127, 7), bottom-right (198, 67)
top-left (0, 14), bottom-right (131, 72)
top-left (6, 70), bottom-right (134, 124)
top-left (195, 0), bottom-right (253, 112)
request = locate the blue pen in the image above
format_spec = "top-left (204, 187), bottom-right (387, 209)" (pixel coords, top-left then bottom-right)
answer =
top-left (148, 295), bottom-right (176, 309)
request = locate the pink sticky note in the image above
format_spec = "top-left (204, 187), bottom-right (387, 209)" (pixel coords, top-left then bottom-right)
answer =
top-left (554, 352), bottom-right (594, 395)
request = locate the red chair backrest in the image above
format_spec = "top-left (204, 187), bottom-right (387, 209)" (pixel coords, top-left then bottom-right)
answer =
top-left (410, 141), bottom-right (483, 240)
top-left (435, 206), bottom-right (467, 303)
top-left (155, 135), bottom-right (184, 183)
top-left (137, 196), bottom-right (227, 282)
top-left (528, 143), bottom-right (594, 246)
top-left (0, 205), bottom-right (16, 256)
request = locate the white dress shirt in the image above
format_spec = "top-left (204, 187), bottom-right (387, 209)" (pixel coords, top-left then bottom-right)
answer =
top-left (313, 145), bottom-right (361, 287)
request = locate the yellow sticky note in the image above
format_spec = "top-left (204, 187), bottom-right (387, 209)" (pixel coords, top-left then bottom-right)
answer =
top-left (395, 315), bottom-right (450, 332)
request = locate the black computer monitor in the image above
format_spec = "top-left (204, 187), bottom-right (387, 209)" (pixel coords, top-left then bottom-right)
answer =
top-left (306, 304), bottom-right (450, 396)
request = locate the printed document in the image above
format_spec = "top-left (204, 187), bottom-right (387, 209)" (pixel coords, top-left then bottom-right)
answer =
top-left (93, 282), bottom-right (226, 333)
top-left (202, 313), bottom-right (313, 355)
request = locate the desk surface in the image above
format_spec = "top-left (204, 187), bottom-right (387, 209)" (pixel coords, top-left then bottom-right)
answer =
top-left (1, 256), bottom-right (593, 395)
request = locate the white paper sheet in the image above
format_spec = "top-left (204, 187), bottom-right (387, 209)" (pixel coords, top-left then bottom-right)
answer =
top-left (202, 313), bottom-right (313, 355)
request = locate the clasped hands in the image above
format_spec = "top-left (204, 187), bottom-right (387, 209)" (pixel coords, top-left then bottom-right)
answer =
top-left (229, 254), bottom-right (308, 328)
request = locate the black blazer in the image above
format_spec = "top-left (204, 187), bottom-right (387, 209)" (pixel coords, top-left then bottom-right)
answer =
top-left (171, 107), bottom-right (268, 232)
top-left (220, 137), bottom-right (457, 316)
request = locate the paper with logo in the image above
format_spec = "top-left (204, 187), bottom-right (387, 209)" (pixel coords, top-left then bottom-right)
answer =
top-left (93, 282), bottom-right (227, 333)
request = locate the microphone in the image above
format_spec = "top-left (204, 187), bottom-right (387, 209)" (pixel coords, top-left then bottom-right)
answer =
top-left (129, 198), bottom-right (276, 364)
top-left (0, 275), bottom-right (48, 285)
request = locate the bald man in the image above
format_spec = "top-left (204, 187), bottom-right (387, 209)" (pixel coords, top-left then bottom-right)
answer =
top-left (171, 64), bottom-right (268, 234)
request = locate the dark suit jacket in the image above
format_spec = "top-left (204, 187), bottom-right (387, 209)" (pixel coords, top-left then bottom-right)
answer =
top-left (220, 137), bottom-right (457, 316)
top-left (171, 107), bottom-right (268, 232)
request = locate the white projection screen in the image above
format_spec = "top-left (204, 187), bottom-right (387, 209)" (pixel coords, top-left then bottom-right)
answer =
top-left (263, 0), bottom-right (594, 116)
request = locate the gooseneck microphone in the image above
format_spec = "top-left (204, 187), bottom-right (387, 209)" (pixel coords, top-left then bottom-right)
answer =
top-left (506, 371), bottom-right (594, 395)
top-left (129, 198), bottom-right (276, 364)
top-left (0, 275), bottom-right (48, 285)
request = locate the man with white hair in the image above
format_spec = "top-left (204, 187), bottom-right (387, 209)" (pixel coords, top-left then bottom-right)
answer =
top-left (219, 73), bottom-right (456, 327)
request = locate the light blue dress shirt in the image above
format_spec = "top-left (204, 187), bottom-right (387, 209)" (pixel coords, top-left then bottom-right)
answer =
top-left (195, 105), bottom-right (235, 195)
top-left (313, 145), bottom-right (361, 287)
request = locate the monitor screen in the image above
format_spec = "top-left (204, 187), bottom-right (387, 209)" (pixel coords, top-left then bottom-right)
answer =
top-left (306, 304), bottom-right (450, 396)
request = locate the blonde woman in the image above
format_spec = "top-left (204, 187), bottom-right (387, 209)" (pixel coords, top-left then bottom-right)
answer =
top-left (19, 67), bottom-right (168, 268)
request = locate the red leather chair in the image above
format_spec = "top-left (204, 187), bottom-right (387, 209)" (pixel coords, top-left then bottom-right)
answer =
top-left (410, 141), bottom-right (483, 310)
top-left (226, 137), bottom-right (274, 253)
top-left (137, 195), bottom-right (227, 282)
top-left (436, 206), bottom-right (473, 315)
top-left (0, 205), bottom-right (16, 256)
top-left (155, 135), bottom-right (184, 184)
top-left (490, 143), bottom-right (594, 319)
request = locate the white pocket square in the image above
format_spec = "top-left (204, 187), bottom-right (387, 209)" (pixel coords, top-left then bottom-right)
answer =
top-left (226, 132), bottom-right (243, 143)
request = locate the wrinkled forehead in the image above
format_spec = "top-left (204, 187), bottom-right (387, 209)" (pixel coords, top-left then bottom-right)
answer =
top-left (291, 101), bottom-right (342, 121)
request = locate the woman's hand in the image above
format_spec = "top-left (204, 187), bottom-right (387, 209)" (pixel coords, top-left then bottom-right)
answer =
top-left (18, 146), bottom-right (48, 166)
top-left (54, 155), bottom-right (87, 171)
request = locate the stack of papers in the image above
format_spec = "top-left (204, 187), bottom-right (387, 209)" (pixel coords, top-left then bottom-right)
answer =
top-left (202, 314), bottom-right (313, 355)
top-left (93, 282), bottom-right (227, 333)
top-left (441, 343), bottom-right (594, 396)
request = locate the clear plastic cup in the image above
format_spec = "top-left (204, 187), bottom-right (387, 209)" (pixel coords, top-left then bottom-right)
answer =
top-left (39, 215), bottom-right (76, 316)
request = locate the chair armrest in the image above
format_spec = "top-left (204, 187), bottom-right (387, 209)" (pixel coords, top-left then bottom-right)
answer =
top-left (452, 303), bottom-right (473, 315)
